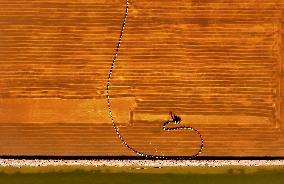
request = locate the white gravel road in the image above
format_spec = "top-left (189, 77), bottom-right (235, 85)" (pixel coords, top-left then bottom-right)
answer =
top-left (0, 159), bottom-right (283, 167)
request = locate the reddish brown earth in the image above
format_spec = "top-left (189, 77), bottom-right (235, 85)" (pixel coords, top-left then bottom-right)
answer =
top-left (0, 0), bottom-right (283, 156)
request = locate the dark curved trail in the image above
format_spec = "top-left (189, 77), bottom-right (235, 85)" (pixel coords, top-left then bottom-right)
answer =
top-left (106, 0), bottom-right (204, 159)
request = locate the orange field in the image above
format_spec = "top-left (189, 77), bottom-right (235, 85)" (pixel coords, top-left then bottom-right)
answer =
top-left (0, 0), bottom-right (283, 157)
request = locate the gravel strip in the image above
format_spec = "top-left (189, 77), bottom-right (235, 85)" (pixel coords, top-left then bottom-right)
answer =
top-left (0, 159), bottom-right (284, 167)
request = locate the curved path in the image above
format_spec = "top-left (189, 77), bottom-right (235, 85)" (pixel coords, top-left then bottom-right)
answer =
top-left (106, 0), bottom-right (204, 159)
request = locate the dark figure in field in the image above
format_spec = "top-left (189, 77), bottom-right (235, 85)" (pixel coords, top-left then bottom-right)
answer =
top-left (163, 112), bottom-right (182, 129)
top-left (169, 112), bottom-right (182, 124)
